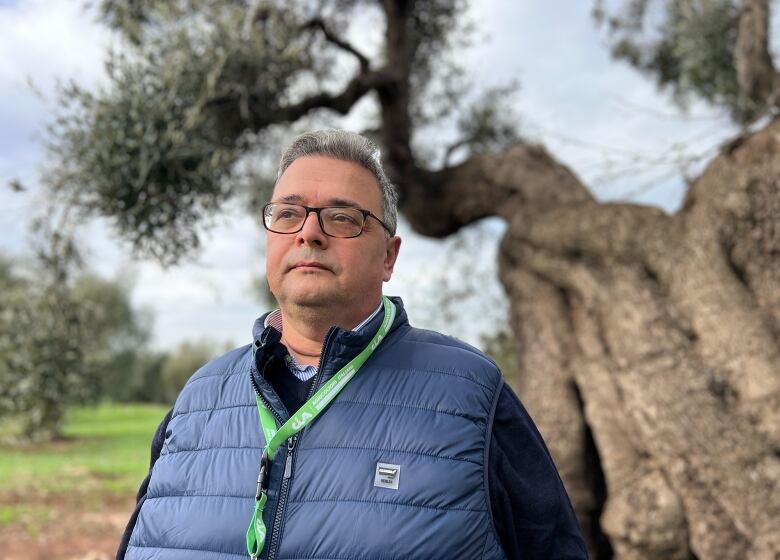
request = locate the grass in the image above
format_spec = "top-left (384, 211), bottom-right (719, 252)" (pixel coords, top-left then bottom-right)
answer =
top-left (0, 503), bottom-right (52, 537)
top-left (0, 403), bottom-right (169, 497)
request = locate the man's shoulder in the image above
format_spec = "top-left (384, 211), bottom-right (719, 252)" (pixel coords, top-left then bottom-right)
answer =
top-left (187, 343), bottom-right (253, 384)
top-left (394, 324), bottom-right (502, 376)
top-left (169, 344), bottom-right (253, 414)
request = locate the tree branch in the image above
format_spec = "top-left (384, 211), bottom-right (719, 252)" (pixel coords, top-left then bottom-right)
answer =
top-left (303, 18), bottom-right (370, 72)
top-left (377, 0), bottom-right (416, 186)
top-left (372, 0), bottom-right (666, 261)
top-left (397, 143), bottom-right (593, 237)
top-left (271, 70), bottom-right (394, 124)
top-left (735, 0), bottom-right (780, 108)
top-left (242, 1), bottom-right (271, 39)
top-left (508, 202), bottom-right (670, 263)
top-left (203, 68), bottom-right (396, 133)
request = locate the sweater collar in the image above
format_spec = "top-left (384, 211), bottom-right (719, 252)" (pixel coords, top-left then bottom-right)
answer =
top-left (260, 301), bottom-right (383, 336)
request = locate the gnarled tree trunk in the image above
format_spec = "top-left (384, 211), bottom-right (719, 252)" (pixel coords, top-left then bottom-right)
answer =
top-left (394, 120), bottom-right (780, 559)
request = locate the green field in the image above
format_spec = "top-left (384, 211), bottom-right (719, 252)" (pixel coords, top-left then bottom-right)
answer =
top-left (0, 403), bottom-right (169, 496)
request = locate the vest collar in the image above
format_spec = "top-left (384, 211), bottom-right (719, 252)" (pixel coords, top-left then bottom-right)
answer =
top-left (251, 296), bottom-right (407, 350)
top-left (250, 297), bottom-right (408, 420)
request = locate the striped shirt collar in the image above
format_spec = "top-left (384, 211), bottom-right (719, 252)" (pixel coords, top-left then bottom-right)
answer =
top-left (263, 302), bottom-right (383, 381)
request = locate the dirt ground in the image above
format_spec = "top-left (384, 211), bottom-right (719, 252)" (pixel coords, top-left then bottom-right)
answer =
top-left (0, 490), bottom-right (133, 560)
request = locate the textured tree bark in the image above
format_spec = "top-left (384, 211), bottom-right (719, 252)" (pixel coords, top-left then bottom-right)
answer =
top-left (391, 120), bottom-right (780, 559)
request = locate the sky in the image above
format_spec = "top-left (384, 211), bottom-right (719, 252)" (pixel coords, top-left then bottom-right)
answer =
top-left (0, 0), bottom-right (742, 351)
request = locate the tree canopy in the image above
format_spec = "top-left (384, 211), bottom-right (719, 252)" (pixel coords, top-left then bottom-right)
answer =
top-left (594, 0), bottom-right (780, 123)
top-left (48, 0), bottom-right (520, 264)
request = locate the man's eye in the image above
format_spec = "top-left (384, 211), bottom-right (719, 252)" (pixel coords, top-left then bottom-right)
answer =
top-left (331, 212), bottom-right (360, 224)
top-left (276, 209), bottom-right (301, 220)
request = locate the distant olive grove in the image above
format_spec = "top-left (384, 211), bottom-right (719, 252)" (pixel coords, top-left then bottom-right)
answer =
top-left (0, 251), bottom-right (225, 441)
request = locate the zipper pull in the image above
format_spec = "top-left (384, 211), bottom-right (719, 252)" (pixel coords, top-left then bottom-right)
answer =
top-left (256, 452), bottom-right (270, 498)
top-left (283, 438), bottom-right (296, 479)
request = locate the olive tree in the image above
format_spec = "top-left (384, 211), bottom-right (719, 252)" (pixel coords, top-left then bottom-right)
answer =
top-left (0, 212), bottom-right (151, 438)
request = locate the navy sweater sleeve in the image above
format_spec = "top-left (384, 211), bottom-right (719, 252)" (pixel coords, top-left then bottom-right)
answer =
top-left (116, 407), bottom-right (173, 560)
top-left (489, 384), bottom-right (588, 559)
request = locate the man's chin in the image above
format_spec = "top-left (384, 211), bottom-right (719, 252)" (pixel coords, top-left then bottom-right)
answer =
top-left (283, 289), bottom-right (340, 309)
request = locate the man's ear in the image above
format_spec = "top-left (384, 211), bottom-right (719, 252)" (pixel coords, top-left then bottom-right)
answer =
top-left (383, 236), bottom-right (402, 282)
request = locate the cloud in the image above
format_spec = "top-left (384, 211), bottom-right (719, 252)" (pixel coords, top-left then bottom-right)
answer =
top-left (0, 0), bottom-right (116, 258)
top-left (0, 0), bottom-right (112, 90)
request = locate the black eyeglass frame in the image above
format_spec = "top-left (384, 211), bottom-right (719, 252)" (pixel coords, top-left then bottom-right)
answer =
top-left (262, 202), bottom-right (394, 238)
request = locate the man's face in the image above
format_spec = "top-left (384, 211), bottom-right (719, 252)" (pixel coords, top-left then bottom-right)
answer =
top-left (265, 156), bottom-right (401, 318)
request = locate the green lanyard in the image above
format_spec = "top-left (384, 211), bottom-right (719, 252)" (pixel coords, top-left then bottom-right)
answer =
top-left (246, 296), bottom-right (396, 559)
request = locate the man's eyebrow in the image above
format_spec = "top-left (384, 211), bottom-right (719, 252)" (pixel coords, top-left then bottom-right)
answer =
top-left (276, 195), bottom-right (363, 208)
top-left (325, 197), bottom-right (361, 208)
top-left (278, 194), bottom-right (305, 203)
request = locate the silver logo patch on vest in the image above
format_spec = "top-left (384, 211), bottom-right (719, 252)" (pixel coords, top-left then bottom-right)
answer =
top-left (374, 462), bottom-right (401, 490)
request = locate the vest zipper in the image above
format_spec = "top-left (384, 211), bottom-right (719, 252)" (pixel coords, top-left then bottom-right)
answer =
top-left (265, 327), bottom-right (337, 560)
top-left (265, 436), bottom-right (296, 559)
top-left (308, 327), bottom-right (338, 399)
top-left (283, 438), bottom-right (295, 479)
top-left (250, 374), bottom-right (284, 426)
top-left (249, 331), bottom-right (287, 559)
top-left (249, 331), bottom-right (286, 427)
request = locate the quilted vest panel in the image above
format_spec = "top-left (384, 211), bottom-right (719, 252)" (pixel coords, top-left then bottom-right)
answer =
top-left (125, 303), bottom-right (507, 560)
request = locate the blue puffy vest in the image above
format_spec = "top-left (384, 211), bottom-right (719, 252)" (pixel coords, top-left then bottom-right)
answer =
top-left (125, 299), bottom-right (508, 559)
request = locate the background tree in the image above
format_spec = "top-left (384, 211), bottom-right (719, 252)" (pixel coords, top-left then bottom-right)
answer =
top-left (124, 349), bottom-right (171, 404)
top-left (45, 0), bottom-right (779, 558)
top-left (0, 211), bottom-right (154, 439)
top-left (71, 271), bottom-right (154, 401)
top-left (160, 338), bottom-right (223, 404)
top-left (0, 207), bottom-right (96, 440)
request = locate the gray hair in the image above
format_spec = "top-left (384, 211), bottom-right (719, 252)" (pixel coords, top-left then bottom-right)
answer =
top-left (276, 130), bottom-right (398, 235)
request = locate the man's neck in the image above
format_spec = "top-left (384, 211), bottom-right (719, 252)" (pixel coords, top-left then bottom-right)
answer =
top-left (279, 300), bottom-right (381, 366)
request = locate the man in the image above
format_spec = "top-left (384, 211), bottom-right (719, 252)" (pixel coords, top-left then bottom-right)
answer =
top-left (117, 130), bottom-right (587, 559)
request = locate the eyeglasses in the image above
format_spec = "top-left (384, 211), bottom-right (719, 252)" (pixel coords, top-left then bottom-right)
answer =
top-left (262, 202), bottom-right (394, 238)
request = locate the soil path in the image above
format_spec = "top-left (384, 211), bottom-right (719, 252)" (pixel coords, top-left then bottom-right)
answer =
top-left (0, 490), bottom-right (133, 560)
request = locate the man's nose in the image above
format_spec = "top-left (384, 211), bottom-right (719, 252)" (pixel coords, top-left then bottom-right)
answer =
top-left (295, 210), bottom-right (328, 247)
